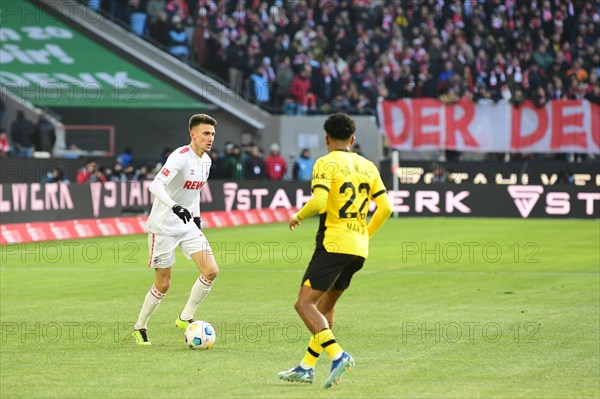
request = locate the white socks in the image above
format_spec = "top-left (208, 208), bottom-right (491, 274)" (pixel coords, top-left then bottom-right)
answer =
top-left (180, 275), bottom-right (213, 321)
top-left (135, 285), bottom-right (165, 330)
top-left (135, 275), bottom-right (214, 330)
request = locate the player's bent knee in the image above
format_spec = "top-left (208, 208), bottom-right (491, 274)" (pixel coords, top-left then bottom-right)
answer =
top-left (155, 279), bottom-right (171, 293)
top-left (154, 276), bottom-right (171, 294)
top-left (294, 300), bottom-right (308, 314)
top-left (204, 266), bottom-right (218, 281)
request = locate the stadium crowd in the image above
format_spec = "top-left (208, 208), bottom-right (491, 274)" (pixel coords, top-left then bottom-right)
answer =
top-left (3, 1), bottom-right (598, 173)
top-left (82, 0), bottom-right (600, 114)
top-left (44, 142), bottom-right (320, 183)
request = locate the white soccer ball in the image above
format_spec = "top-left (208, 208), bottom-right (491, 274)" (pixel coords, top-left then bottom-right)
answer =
top-left (184, 320), bottom-right (216, 350)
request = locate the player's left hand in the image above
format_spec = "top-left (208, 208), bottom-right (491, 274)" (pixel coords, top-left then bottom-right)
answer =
top-left (289, 214), bottom-right (301, 231)
top-left (193, 216), bottom-right (202, 230)
top-left (172, 204), bottom-right (192, 224)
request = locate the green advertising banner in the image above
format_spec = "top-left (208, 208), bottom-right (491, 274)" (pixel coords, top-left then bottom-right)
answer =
top-left (0, 0), bottom-right (206, 108)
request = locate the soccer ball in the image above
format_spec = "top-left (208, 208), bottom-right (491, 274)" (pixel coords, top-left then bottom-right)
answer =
top-left (184, 320), bottom-right (216, 350)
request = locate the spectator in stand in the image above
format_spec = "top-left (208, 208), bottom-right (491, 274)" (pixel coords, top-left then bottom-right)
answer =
top-left (0, 129), bottom-right (12, 157)
top-left (264, 143), bottom-right (287, 181)
top-left (193, 11), bottom-right (212, 68)
top-left (430, 164), bottom-right (448, 184)
top-left (558, 168), bottom-right (575, 185)
top-left (76, 160), bottom-right (107, 184)
top-left (81, 0), bottom-right (599, 165)
top-left (97, 166), bottom-right (109, 182)
top-left (567, 58), bottom-right (589, 83)
top-left (102, 0), bottom-right (136, 23)
top-left (168, 17), bottom-right (190, 60)
top-left (243, 144), bottom-right (265, 180)
top-left (124, 164), bottom-right (137, 181)
top-left (33, 113), bottom-right (56, 154)
top-left (125, 0), bottom-right (148, 36)
top-left (0, 98), bottom-right (5, 129)
top-left (384, 65), bottom-right (404, 101)
top-left (134, 165), bottom-right (155, 181)
top-left (289, 67), bottom-right (315, 114)
top-left (275, 56), bottom-right (295, 107)
top-left (146, 0), bottom-right (166, 24)
top-left (42, 167), bottom-right (69, 184)
top-left (226, 37), bottom-right (248, 94)
top-left (293, 148), bottom-right (315, 182)
top-left (148, 10), bottom-right (170, 47)
top-left (208, 148), bottom-right (224, 179)
top-left (10, 111), bottom-right (35, 158)
top-left (111, 161), bottom-right (128, 182)
top-left (246, 66), bottom-right (270, 105)
top-left (261, 57), bottom-right (276, 88)
top-left (533, 43), bottom-right (555, 71)
top-left (585, 77), bottom-right (600, 104)
top-left (117, 146), bottom-right (134, 168)
top-left (222, 143), bottom-right (243, 181)
top-left (165, 0), bottom-right (189, 22)
top-left (313, 64), bottom-right (338, 111)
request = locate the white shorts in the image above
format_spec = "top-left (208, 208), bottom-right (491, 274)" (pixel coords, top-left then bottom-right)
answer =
top-left (147, 229), bottom-right (212, 268)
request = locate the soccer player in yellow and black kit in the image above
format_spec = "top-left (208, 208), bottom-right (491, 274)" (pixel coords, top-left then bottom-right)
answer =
top-left (278, 113), bottom-right (392, 388)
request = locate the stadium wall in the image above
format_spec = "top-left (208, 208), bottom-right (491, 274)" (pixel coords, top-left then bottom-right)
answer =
top-left (266, 115), bottom-right (381, 164)
top-left (53, 107), bottom-right (252, 162)
top-left (1, 158), bottom-right (597, 185)
top-left (380, 160), bottom-right (600, 187)
top-left (1, 181), bottom-right (598, 244)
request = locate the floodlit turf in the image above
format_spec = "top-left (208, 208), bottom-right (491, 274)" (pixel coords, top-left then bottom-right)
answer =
top-left (1, 218), bottom-right (599, 398)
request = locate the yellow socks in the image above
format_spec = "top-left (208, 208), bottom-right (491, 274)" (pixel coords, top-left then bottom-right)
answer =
top-left (300, 336), bottom-right (323, 369)
top-left (313, 328), bottom-right (343, 361)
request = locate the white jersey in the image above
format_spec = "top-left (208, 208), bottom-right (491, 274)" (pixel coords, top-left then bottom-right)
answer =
top-left (146, 145), bottom-right (212, 236)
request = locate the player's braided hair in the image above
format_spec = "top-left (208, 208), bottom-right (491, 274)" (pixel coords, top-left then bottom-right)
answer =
top-left (189, 114), bottom-right (217, 131)
top-left (323, 113), bottom-right (356, 140)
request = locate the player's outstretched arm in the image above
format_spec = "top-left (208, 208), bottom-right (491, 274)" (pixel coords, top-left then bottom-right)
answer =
top-left (149, 179), bottom-right (192, 224)
top-left (289, 188), bottom-right (328, 231)
top-left (149, 178), bottom-right (177, 209)
top-left (367, 192), bottom-right (392, 239)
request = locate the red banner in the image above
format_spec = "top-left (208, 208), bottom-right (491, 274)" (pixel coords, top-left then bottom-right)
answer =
top-left (0, 209), bottom-right (296, 244)
top-left (378, 99), bottom-right (600, 153)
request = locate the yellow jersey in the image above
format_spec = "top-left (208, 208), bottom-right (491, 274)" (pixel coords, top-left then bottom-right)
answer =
top-left (311, 150), bottom-right (387, 258)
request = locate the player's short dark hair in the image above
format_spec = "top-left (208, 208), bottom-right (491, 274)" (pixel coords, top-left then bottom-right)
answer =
top-left (189, 114), bottom-right (217, 131)
top-left (323, 113), bottom-right (356, 140)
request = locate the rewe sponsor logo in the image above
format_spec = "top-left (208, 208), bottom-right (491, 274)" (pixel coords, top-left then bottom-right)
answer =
top-left (183, 180), bottom-right (205, 190)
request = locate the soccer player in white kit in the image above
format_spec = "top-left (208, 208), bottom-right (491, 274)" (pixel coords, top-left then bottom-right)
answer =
top-left (132, 114), bottom-right (219, 345)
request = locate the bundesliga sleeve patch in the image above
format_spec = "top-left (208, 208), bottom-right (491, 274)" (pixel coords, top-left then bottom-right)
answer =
top-left (161, 168), bottom-right (170, 177)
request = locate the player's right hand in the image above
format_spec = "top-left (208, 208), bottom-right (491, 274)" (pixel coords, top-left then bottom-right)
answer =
top-left (172, 204), bottom-right (192, 224)
top-left (289, 213), bottom-right (301, 231)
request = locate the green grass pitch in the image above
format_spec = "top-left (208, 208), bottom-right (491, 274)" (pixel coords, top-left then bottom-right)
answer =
top-left (1, 218), bottom-right (599, 398)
